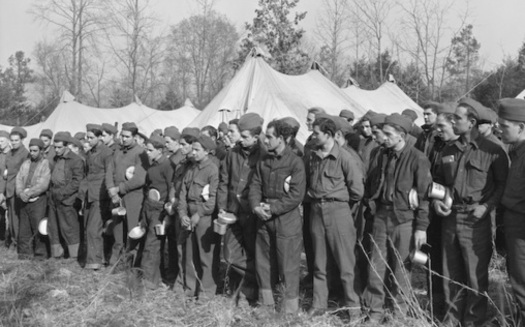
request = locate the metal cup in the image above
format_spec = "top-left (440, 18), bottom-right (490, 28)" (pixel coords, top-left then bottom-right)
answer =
top-left (154, 223), bottom-right (166, 236)
top-left (410, 250), bottom-right (429, 265)
top-left (428, 182), bottom-right (446, 200)
top-left (111, 206), bottom-right (126, 216)
top-left (213, 220), bottom-right (227, 235)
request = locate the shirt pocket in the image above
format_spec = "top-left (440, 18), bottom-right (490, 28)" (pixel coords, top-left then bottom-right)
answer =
top-left (189, 177), bottom-right (208, 201)
top-left (323, 170), bottom-right (343, 192)
top-left (466, 158), bottom-right (488, 191)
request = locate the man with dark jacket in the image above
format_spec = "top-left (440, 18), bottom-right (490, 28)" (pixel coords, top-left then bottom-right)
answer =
top-left (40, 129), bottom-right (55, 165)
top-left (83, 124), bottom-right (113, 269)
top-left (4, 127), bottom-right (29, 249)
top-left (219, 112), bottom-right (264, 304)
top-left (48, 132), bottom-right (85, 259)
top-left (105, 122), bottom-right (149, 265)
top-left (16, 138), bottom-right (50, 260)
top-left (249, 119), bottom-right (306, 315)
top-left (363, 114), bottom-right (432, 322)
top-left (0, 130), bottom-right (10, 242)
top-left (435, 98), bottom-right (508, 326)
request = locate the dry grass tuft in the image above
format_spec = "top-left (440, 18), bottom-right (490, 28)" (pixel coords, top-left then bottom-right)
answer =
top-left (0, 243), bottom-right (519, 327)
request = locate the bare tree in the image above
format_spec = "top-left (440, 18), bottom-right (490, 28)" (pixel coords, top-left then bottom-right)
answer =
top-left (31, 0), bottom-right (101, 99)
top-left (33, 40), bottom-right (69, 101)
top-left (396, 0), bottom-right (469, 100)
top-left (352, 0), bottom-right (394, 83)
top-left (101, 0), bottom-right (165, 106)
top-left (315, 0), bottom-right (351, 86)
top-left (169, 11), bottom-right (238, 108)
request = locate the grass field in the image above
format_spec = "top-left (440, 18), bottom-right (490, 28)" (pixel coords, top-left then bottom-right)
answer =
top-left (0, 245), bottom-right (515, 327)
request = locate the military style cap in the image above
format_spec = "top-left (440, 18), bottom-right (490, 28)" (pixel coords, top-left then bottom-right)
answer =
top-left (385, 113), bottom-right (413, 134)
top-left (498, 98), bottom-right (525, 123)
top-left (10, 127), bottom-right (27, 139)
top-left (238, 113), bottom-right (264, 131)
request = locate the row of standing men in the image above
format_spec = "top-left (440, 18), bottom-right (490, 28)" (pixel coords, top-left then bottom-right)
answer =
top-left (3, 98), bottom-right (525, 325)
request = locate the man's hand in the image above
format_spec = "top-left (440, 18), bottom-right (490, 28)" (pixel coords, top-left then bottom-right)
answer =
top-left (111, 194), bottom-right (121, 205)
top-left (433, 200), bottom-right (451, 217)
top-left (190, 213), bottom-right (200, 228)
top-left (181, 216), bottom-right (191, 229)
top-left (254, 206), bottom-right (271, 221)
top-left (108, 187), bottom-right (119, 198)
top-left (471, 204), bottom-right (488, 219)
top-left (0, 193), bottom-right (6, 204)
top-left (414, 230), bottom-right (427, 250)
top-left (19, 192), bottom-right (29, 203)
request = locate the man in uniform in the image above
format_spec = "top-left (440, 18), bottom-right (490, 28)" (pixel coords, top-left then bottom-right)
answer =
top-left (48, 132), bottom-right (85, 259)
top-left (102, 123), bottom-right (119, 153)
top-left (83, 124), bottom-right (113, 269)
top-left (305, 117), bottom-right (364, 317)
top-left (140, 135), bottom-right (174, 289)
top-left (357, 111), bottom-right (377, 167)
top-left (105, 122), bottom-right (149, 266)
top-left (40, 129), bottom-right (55, 163)
top-left (496, 98), bottom-right (525, 324)
top-left (280, 117), bottom-right (304, 157)
top-left (218, 112), bottom-right (264, 304)
top-left (178, 135), bottom-right (220, 300)
top-left (415, 102), bottom-right (440, 157)
top-left (249, 119), bottom-right (306, 315)
top-left (4, 127), bottom-right (29, 249)
top-left (363, 114), bottom-right (432, 322)
top-left (434, 98), bottom-right (508, 326)
top-left (15, 138), bottom-right (50, 260)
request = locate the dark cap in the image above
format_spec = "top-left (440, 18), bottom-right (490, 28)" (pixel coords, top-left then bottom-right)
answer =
top-left (458, 98), bottom-right (484, 117)
top-left (498, 98), bottom-right (525, 123)
top-left (218, 122), bottom-right (228, 134)
top-left (332, 116), bottom-right (354, 135)
top-left (0, 130), bottom-right (10, 139)
top-left (122, 122), bottom-right (138, 133)
top-left (280, 117), bottom-right (300, 130)
top-left (385, 113), bottom-right (413, 134)
top-left (29, 138), bottom-right (45, 149)
top-left (102, 123), bottom-right (118, 135)
top-left (39, 129), bottom-right (53, 139)
top-left (370, 113), bottom-right (387, 127)
top-left (181, 127), bottom-right (200, 138)
top-left (196, 135), bottom-right (216, 151)
top-left (401, 109), bottom-right (418, 122)
top-left (339, 109), bottom-right (354, 120)
top-left (10, 127), bottom-right (27, 139)
top-left (74, 132), bottom-right (86, 140)
top-left (54, 131), bottom-right (70, 143)
top-left (164, 126), bottom-right (181, 141)
top-left (147, 135), bottom-right (165, 149)
top-left (238, 113), bottom-right (264, 131)
top-left (86, 124), bottom-right (103, 133)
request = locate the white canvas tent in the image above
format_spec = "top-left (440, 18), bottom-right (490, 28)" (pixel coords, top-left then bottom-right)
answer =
top-left (1, 93), bottom-right (200, 140)
top-left (341, 82), bottom-right (425, 125)
top-left (516, 89), bottom-right (525, 99)
top-left (188, 53), bottom-right (369, 144)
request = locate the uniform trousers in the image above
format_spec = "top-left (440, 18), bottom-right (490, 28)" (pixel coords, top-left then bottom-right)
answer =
top-left (85, 200), bottom-right (109, 269)
top-left (302, 203), bottom-right (314, 279)
top-left (17, 195), bottom-right (47, 259)
top-left (363, 206), bottom-right (413, 317)
top-left (140, 200), bottom-right (165, 289)
top-left (183, 213), bottom-right (219, 299)
top-left (6, 196), bottom-right (21, 248)
top-left (48, 192), bottom-right (80, 258)
top-left (255, 210), bottom-right (302, 313)
top-left (442, 209), bottom-right (492, 327)
top-left (223, 210), bottom-right (258, 300)
top-left (110, 190), bottom-right (143, 264)
top-left (503, 210), bottom-right (525, 325)
top-left (310, 201), bottom-right (360, 310)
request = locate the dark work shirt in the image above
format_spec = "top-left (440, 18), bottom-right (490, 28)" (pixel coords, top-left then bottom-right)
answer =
top-left (5, 146), bottom-right (29, 198)
top-left (366, 144), bottom-right (432, 230)
top-left (249, 146), bottom-right (306, 217)
top-left (218, 143), bottom-right (262, 214)
top-left (436, 135), bottom-right (508, 210)
top-left (502, 140), bottom-right (525, 212)
top-left (146, 155), bottom-right (174, 203)
top-left (25, 160), bottom-right (39, 189)
top-left (358, 136), bottom-right (376, 168)
top-left (178, 158), bottom-right (218, 217)
top-left (306, 142), bottom-right (364, 203)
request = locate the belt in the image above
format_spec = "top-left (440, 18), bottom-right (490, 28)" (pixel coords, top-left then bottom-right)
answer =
top-left (378, 203), bottom-right (394, 210)
top-left (311, 197), bottom-right (345, 203)
top-left (451, 203), bottom-right (475, 213)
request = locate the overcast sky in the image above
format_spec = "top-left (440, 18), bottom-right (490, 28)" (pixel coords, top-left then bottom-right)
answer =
top-left (1, 0), bottom-right (525, 69)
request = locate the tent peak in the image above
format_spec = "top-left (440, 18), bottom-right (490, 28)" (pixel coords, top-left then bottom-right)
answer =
top-left (344, 77), bottom-right (360, 88)
top-left (60, 90), bottom-right (75, 103)
top-left (184, 98), bottom-right (195, 108)
top-left (134, 94), bottom-right (143, 106)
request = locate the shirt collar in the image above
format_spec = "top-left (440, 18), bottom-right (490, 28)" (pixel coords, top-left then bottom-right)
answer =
top-left (197, 157), bottom-right (212, 169)
top-left (153, 154), bottom-right (167, 165)
top-left (314, 142), bottom-right (340, 160)
top-left (511, 140), bottom-right (525, 158)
